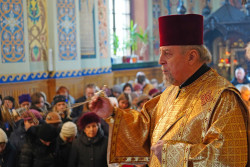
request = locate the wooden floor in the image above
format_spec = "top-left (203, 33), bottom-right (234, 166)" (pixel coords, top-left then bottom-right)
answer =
top-left (0, 67), bottom-right (162, 104)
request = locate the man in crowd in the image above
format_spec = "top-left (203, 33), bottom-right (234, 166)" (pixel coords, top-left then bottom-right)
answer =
top-left (231, 66), bottom-right (250, 86)
top-left (90, 14), bottom-right (249, 166)
top-left (71, 83), bottom-right (96, 118)
top-left (19, 123), bottom-right (58, 167)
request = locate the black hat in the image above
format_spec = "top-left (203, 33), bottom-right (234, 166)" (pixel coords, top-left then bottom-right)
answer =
top-left (3, 96), bottom-right (15, 103)
top-left (53, 95), bottom-right (67, 105)
top-left (37, 123), bottom-right (58, 142)
top-left (3, 96), bottom-right (15, 108)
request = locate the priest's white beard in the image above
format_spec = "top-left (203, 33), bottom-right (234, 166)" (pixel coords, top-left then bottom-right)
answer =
top-left (163, 72), bottom-right (175, 87)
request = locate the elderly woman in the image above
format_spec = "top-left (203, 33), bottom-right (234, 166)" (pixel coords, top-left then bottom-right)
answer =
top-left (68, 112), bottom-right (108, 167)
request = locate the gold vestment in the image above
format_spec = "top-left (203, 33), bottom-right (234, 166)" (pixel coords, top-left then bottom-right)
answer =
top-left (107, 69), bottom-right (249, 167)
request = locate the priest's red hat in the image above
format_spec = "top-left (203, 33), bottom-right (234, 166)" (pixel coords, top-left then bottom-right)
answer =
top-left (158, 14), bottom-right (203, 46)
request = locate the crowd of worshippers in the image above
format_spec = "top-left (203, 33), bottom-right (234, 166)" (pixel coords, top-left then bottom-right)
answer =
top-left (2, 67), bottom-right (249, 167)
top-left (0, 72), bottom-right (164, 167)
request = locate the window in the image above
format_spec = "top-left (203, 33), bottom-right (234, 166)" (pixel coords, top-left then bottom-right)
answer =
top-left (109, 0), bottom-right (131, 59)
top-left (110, 0), bottom-right (153, 65)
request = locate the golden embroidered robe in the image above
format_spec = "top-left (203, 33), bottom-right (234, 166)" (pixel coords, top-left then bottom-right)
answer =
top-left (107, 69), bottom-right (249, 167)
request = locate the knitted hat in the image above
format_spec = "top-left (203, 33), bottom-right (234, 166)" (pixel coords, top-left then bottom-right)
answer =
top-left (102, 86), bottom-right (112, 97)
top-left (18, 94), bottom-right (31, 104)
top-left (159, 14), bottom-right (203, 46)
top-left (148, 88), bottom-right (160, 97)
top-left (46, 112), bottom-right (62, 124)
top-left (60, 122), bottom-right (77, 138)
top-left (21, 111), bottom-right (33, 121)
top-left (133, 84), bottom-right (143, 91)
top-left (112, 85), bottom-right (122, 93)
top-left (3, 96), bottom-right (15, 109)
top-left (0, 128), bottom-right (8, 143)
top-left (3, 96), bottom-right (15, 104)
top-left (37, 124), bottom-right (58, 142)
top-left (53, 95), bottom-right (67, 105)
top-left (137, 94), bottom-right (150, 106)
top-left (78, 112), bottom-right (100, 130)
top-left (29, 109), bottom-right (43, 120)
top-left (136, 71), bottom-right (145, 77)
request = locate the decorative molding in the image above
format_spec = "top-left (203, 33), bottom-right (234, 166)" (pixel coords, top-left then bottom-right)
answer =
top-left (0, 72), bottom-right (49, 83)
top-left (50, 70), bottom-right (82, 78)
top-left (0, 67), bottom-right (112, 83)
top-left (0, 0), bottom-right (25, 63)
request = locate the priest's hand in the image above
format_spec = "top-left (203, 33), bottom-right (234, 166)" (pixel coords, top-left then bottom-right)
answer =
top-left (89, 95), bottom-right (113, 119)
top-left (151, 140), bottom-right (165, 163)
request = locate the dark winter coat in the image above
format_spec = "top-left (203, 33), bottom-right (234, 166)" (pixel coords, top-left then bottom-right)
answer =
top-left (0, 142), bottom-right (17, 167)
top-left (71, 96), bottom-right (87, 118)
top-left (61, 117), bottom-right (72, 124)
top-left (100, 118), bottom-right (109, 137)
top-left (54, 136), bottom-right (72, 167)
top-left (18, 130), bottom-right (56, 167)
top-left (0, 122), bottom-right (13, 138)
top-left (13, 119), bottom-right (24, 130)
top-left (68, 128), bottom-right (108, 167)
top-left (9, 121), bottom-right (26, 154)
top-left (231, 76), bottom-right (250, 86)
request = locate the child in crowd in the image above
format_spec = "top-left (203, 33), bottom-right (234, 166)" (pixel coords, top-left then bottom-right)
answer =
top-left (117, 93), bottom-right (131, 109)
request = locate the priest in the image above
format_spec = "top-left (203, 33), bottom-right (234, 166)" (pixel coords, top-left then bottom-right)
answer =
top-left (90, 14), bottom-right (249, 167)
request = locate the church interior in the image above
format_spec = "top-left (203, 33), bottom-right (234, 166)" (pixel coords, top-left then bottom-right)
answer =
top-left (1, 0), bottom-right (250, 102)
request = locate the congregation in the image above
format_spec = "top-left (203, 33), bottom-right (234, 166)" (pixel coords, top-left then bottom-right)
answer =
top-left (1, 67), bottom-right (250, 167)
top-left (0, 72), bottom-right (164, 167)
